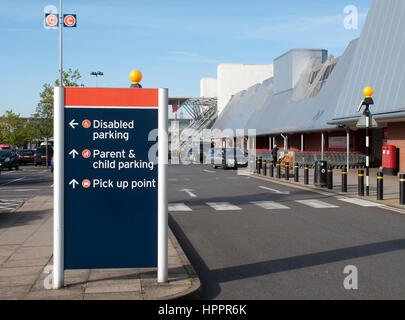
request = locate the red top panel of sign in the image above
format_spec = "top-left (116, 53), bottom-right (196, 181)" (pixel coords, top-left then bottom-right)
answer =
top-left (65, 88), bottom-right (159, 107)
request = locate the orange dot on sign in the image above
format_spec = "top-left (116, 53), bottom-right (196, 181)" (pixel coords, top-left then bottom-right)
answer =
top-left (82, 150), bottom-right (91, 158)
top-left (82, 120), bottom-right (91, 128)
top-left (46, 15), bottom-right (57, 26)
top-left (82, 179), bottom-right (91, 189)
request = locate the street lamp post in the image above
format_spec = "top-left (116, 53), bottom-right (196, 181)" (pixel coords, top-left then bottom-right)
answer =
top-left (358, 86), bottom-right (374, 197)
top-left (90, 71), bottom-right (104, 87)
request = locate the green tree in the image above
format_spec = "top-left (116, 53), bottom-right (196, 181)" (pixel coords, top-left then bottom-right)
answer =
top-left (32, 68), bottom-right (84, 141)
top-left (28, 68), bottom-right (84, 167)
top-left (0, 110), bottom-right (30, 147)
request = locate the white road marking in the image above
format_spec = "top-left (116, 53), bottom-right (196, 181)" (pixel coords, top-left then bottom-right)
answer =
top-left (295, 199), bottom-right (339, 209)
top-left (206, 202), bottom-right (242, 211)
top-left (339, 198), bottom-right (384, 207)
top-left (180, 189), bottom-right (197, 198)
top-left (0, 171), bottom-right (15, 175)
top-left (0, 199), bottom-right (23, 211)
top-left (168, 203), bottom-right (192, 212)
top-left (0, 187), bottom-right (52, 192)
top-left (203, 169), bottom-right (216, 174)
top-left (251, 201), bottom-right (290, 210)
top-left (237, 169), bottom-right (251, 176)
top-left (0, 177), bottom-right (25, 186)
top-left (259, 186), bottom-right (291, 195)
top-left (380, 205), bottom-right (405, 215)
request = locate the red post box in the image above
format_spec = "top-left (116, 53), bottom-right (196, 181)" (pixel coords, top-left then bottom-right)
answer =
top-left (382, 145), bottom-right (398, 175)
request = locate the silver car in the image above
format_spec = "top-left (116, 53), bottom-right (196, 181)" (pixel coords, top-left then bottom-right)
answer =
top-left (208, 148), bottom-right (249, 169)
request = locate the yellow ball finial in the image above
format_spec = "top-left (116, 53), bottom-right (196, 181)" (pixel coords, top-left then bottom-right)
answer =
top-left (129, 70), bottom-right (143, 84)
top-left (363, 86), bottom-right (374, 98)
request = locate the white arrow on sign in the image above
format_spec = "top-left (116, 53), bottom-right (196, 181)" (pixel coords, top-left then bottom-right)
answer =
top-left (180, 189), bottom-right (197, 198)
top-left (69, 179), bottom-right (79, 189)
top-left (69, 119), bottom-right (79, 129)
top-left (69, 149), bottom-right (79, 159)
top-left (259, 186), bottom-right (291, 195)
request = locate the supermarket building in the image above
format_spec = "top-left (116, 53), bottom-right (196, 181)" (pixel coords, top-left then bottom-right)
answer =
top-left (196, 0), bottom-right (405, 173)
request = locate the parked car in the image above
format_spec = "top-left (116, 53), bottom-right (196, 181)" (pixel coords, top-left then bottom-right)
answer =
top-left (17, 149), bottom-right (35, 165)
top-left (0, 144), bottom-right (14, 150)
top-left (207, 147), bottom-right (249, 169)
top-left (0, 150), bottom-right (19, 171)
top-left (34, 146), bottom-right (53, 166)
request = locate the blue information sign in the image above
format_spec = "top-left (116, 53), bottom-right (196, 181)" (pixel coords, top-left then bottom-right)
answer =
top-left (64, 88), bottom-right (159, 269)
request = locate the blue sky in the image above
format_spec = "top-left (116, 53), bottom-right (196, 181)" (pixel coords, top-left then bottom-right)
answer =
top-left (0, 0), bottom-right (371, 117)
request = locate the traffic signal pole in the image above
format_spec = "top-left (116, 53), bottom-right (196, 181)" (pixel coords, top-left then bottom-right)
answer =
top-left (358, 87), bottom-right (374, 197)
top-left (365, 106), bottom-right (370, 196)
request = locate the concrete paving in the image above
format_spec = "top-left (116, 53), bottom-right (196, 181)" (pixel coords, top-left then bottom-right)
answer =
top-left (0, 195), bottom-right (200, 300)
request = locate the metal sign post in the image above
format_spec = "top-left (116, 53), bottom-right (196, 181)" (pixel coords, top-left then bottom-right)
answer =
top-left (44, 0), bottom-right (77, 86)
top-left (58, 0), bottom-right (63, 87)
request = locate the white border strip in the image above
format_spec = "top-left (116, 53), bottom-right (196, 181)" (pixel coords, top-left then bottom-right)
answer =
top-left (53, 86), bottom-right (64, 289)
top-left (158, 88), bottom-right (168, 283)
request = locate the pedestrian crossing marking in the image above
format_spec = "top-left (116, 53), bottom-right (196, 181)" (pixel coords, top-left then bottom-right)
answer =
top-left (250, 201), bottom-right (290, 210)
top-left (206, 202), bottom-right (242, 211)
top-left (339, 198), bottom-right (384, 207)
top-left (168, 203), bottom-right (192, 212)
top-left (295, 199), bottom-right (339, 209)
top-left (168, 197), bottom-right (388, 212)
top-left (0, 199), bottom-right (24, 211)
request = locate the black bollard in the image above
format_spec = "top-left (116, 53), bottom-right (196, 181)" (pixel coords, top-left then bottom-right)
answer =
top-left (294, 163), bottom-right (299, 182)
top-left (254, 158), bottom-right (257, 173)
top-left (377, 172), bottom-right (384, 201)
top-left (400, 174), bottom-right (405, 205)
top-left (304, 165), bottom-right (309, 185)
top-left (327, 167), bottom-right (333, 190)
top-left (277, 162), bottom-right (281, 179)
top-left (358, 170), bottom-right (365, 196)
top-left (269, 162), bottom-right (274, 177)
top-left (263, 160), bottom-right (267, 176)
top-left (285, 162), bottom-right (290, 180)
top-left (259, 157), bottom-right (263, 175)
top-left (342, 167), bottom-right (348, 193)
